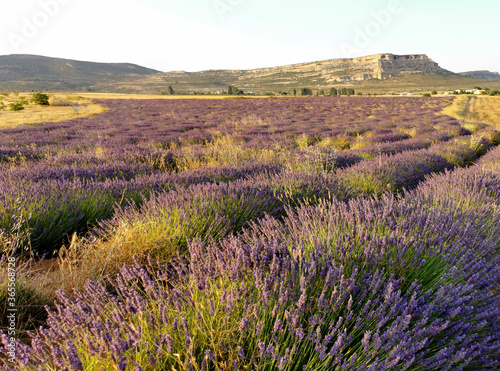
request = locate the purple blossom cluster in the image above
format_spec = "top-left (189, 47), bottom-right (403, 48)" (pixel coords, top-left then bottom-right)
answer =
top-left (0, 160), bottom-right (288, 254)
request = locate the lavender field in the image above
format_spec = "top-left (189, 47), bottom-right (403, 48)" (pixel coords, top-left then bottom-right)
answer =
top-left (1, 96), bottom-right (499, 370)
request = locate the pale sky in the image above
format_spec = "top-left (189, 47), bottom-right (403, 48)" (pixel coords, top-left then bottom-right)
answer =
top-left (0, 0), bottom-right (498, 73)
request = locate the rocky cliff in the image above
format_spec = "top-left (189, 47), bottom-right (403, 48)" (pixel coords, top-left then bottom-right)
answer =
top-left (113, 53), bottom-right (464, 93)
top-left (235, 54), bottom-right (450, 86)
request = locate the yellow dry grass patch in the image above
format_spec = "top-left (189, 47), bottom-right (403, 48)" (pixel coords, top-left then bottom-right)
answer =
top-left (442, 95), bottom-right (500, 130)
top-left (0, 93), bottom-right (106, 129)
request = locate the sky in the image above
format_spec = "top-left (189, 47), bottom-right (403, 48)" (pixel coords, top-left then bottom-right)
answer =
top-left (0, 0), bottom-right (498, 73)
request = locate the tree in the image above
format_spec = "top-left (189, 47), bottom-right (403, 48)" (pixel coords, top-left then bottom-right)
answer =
top-left (168, 86), bottom-right (175, 95)
top-left (228, 85), bottom-right (244, 95)
top-left (293, 88), bottom-right (297, 96)
top-left (30, 92), bottom-right (50, 105)
top-left (329, 88), bottom-right (337, 96)
top-left (301, 88), bottom-right (313, 96)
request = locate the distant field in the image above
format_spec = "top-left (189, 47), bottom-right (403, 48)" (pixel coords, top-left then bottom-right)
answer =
top-left (0, 93), bottom-right (271, 129)
top-left (351, 74), bottom-right (500, 95)
top-left (442, 95), bottom-right (500, 129)
top-left (0, 93), bottom-right (106, 129)
top-left (77, 92), bottom-right (271, 100)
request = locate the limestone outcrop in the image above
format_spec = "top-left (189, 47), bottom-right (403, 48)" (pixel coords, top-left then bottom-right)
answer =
top-left (237, 54), bottom-right (449, 85)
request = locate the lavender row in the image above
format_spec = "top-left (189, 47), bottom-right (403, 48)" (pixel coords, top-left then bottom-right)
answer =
top-left (3, 146), bottom-right (499, 370)
top-left (94, 169), bottom-right (353, 260)
top-left (338, 132), bottom-right (497, 196)
top-left (0, 162), bottom-right (287, 255)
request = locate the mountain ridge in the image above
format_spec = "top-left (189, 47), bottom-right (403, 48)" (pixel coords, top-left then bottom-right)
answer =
top-left (0, 54), bottom-right (160, 90)
top-left (1, 53), bottom-right (499, 93)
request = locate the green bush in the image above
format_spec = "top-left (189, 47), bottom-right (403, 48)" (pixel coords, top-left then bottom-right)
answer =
top-left (30, 92), bottom-right (50, 106)
top-left (9, 102), bottom-right (25, 111)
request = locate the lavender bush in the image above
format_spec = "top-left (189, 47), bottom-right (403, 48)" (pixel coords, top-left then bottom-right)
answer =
top-left (95, 170), bottom-right (353, 261)
top-left (339, 134), bottom-right (496, 197)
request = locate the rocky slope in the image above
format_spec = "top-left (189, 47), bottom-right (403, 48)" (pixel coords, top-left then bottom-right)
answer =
top-left (143, 53), bottom-right (453, 92)
top-left (239, 53), bottom-right (449, 84)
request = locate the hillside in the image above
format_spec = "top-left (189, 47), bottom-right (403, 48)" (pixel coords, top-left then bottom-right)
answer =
top-left (118, 53), bottom-right (455, 93)
top-left (0, 54), bottom-right (160, 91)
top-left (458, 70), bottom-right (500, 80)
top-left (97, 53), bottom-right (500, 94)
top-left (1, 53), bottom-right (499, 94)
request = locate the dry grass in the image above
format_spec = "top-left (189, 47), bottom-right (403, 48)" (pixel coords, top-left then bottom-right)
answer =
top-left (318, 135), bottom-right (352, 151)
top-left (0, 93), bottom-right (106, 129)
top-left (0, 230), bottom-right (141, 309)
top-left (442, 96), bottom-right (500, 130)
top-left (350, 74), bottom-right (500, 95)
top-left (53, 233), bottom-right (147, 291)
